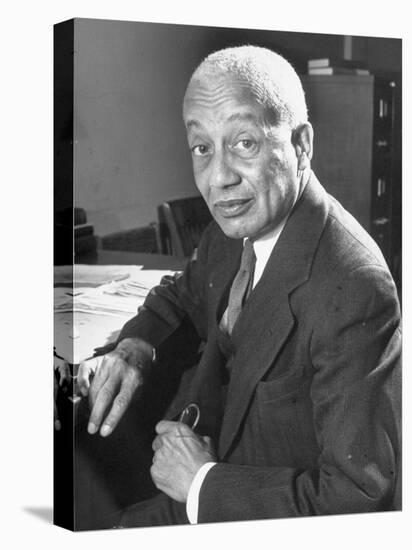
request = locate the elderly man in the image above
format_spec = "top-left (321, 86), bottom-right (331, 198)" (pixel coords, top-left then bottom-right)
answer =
top-left (78, 46), bottom-right (401, 527)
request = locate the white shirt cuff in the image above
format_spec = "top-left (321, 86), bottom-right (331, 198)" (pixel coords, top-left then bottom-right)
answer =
top-left (186, 462), bottom-right (217, 524)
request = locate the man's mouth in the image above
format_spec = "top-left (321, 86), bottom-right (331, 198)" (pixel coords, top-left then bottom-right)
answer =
top-left (213, 198), bottom-right (253, 218)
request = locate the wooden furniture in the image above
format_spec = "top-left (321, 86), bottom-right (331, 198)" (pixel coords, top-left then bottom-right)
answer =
top-left (100, 223), bottom-right (160, 254)
top-left (55, 251), bottom-right (188, 530)
top-left (157, 196), bottom-right (212, 257)
top-left (301, 75), bottom-right (400, 286)
top-left (55, 207), bottom-right (98, 265)
top-left (77, 248), bottom-right (186, 271)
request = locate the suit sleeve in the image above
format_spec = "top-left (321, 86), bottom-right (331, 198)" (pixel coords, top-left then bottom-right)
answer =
top-left (197, 264), bottom-right (401, 521)
top-left (113, 224), bottom-right (214, 350)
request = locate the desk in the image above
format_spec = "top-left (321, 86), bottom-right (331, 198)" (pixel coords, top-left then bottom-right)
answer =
top-left (55, 251), bottom-right (186, 364)
top-left (54, 251), bottom-right (188, 530)
top-left (78, 248), bottom-right (187, 270)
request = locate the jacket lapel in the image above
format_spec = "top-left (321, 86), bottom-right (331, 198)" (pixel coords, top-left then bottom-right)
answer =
top-left (218, 173), bottom-right (329, 459)
top-left (209, 235), bottom-right (243, 325)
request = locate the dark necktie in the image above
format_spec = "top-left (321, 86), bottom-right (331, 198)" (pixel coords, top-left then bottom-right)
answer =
top-left (226, 239), bottom-right (256, 334)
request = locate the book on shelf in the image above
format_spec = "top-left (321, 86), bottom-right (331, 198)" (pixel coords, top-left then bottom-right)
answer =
top-left (308, 57), bottom-right (367, 69)
top-left (308, 67), bottom-right (370, 76)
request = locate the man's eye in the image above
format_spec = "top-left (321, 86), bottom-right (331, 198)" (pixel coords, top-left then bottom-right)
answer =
top-left (233, 139), bottom-right (257, 153)
top-left (191, 144), bottom-right (210, 156)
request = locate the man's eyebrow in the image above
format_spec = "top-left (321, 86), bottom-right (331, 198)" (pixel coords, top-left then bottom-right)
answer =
top-left (226, 112), bottom-right (260, 124)
top-left (185, 119), bottom-right (200, 130)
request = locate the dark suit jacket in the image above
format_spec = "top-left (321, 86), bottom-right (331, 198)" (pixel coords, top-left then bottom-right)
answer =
top-left (119, 173), bottom-right (401, 523)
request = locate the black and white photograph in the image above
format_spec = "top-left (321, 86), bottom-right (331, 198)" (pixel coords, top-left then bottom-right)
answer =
top-left (53, 17), bottom-right (401, 531)
top-left (2, 1), bottom-right (409, 549)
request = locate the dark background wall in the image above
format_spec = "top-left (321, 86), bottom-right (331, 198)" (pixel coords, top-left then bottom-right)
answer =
top-left (66, 18), bottom-right (401, 237)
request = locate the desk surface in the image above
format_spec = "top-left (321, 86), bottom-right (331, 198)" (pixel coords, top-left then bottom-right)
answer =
top-left (78, 248), bottom-right (187, 271)
top-left (55, 249), bottom-right (188, 527)
top-left (55, 250), bottom-right (186, 364)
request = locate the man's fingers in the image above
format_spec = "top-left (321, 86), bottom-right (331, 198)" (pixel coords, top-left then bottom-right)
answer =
top-left (88, 356), bottom-right (111, 406)
top-left (155, 420), bottom-right (179, 435)
top-left (59, 364), bottom-right (71, 386)
top-left (87, 376), bottom-right (119, 435)
top-left (155, 420), bottom-right (193, 436)
top-left (54, 370), bottom-right (61, 431)
top-left (54, 403), bottom-right (61, 430)
top-left (54, 402), bottom-right (61, 431)
top-left (152, 435), bottom-right (162, 452)
top-left (86, 350), bottom-right (144, 437)
top-left (54, 356), bottom-right (70, 386)
top-left (98, 376), bottom-right (139, 437)
top-left (77, 356), bottom-right (101, 397)
top-left (150, 463), bottom-right (161, 486)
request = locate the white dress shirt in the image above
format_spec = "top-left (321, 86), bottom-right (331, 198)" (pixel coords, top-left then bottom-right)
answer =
top-left (186, 218), bottom-right (288, 524)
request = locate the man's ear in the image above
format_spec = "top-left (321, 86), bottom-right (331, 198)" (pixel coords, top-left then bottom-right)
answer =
top-left (292, 123), bottom-right (314, 170)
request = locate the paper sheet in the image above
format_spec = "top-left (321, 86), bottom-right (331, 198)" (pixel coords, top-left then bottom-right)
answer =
top-left (54, 268), bottom-right (179, 363)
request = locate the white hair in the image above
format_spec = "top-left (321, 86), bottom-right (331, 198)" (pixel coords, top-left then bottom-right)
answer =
top-left (188, 45), bottom-right (308, 129)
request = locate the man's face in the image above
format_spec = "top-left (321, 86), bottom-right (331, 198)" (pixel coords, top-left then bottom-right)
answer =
top-left (183, 74), bottom-right (301, 241)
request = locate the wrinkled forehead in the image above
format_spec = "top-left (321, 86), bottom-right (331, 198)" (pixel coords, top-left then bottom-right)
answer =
top-left (183, 72), bottom-right (273, 126)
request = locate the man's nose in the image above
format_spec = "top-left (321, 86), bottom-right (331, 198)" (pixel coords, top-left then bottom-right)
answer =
top-left (209, 151), bottom-right (241, 188)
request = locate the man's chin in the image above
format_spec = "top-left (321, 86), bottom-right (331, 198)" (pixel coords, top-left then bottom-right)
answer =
top-left (217, 220), bottom-right (253, 240)
top-left (218, 218), bottom-right (279, 241)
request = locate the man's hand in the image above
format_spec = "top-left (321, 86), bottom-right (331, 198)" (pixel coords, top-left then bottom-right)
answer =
top-left (151, 420), bottom-right (216, 502)
top-left (77, 338), bottom-right (154, 437)
top-left (54, 356), bottom-right (71, 430)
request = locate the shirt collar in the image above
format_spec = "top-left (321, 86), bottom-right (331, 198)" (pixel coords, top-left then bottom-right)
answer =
top-left (247, 218), bottom-right (287, 287)
top-left (242, 170), bottom-right (310, 286)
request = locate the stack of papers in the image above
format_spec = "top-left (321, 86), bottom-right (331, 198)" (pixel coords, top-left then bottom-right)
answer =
top-left (54, 266), bottom-right (180, 363)
top-left (54, 269), bottom-right (178, 316)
